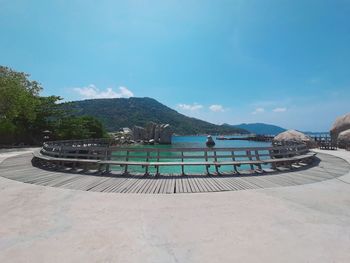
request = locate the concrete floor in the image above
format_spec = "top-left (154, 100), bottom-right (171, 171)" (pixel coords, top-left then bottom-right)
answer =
top-left (0, 148), bottom-right (350, 263)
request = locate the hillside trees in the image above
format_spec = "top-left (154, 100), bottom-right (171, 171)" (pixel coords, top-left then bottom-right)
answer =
top-left (0, 66), bottom-right (107, 145)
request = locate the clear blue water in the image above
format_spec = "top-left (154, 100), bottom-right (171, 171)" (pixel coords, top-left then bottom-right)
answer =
top-left (172, 135), bottom-right (271, 148)
top-left (111, 136), bottom-right (272, 174)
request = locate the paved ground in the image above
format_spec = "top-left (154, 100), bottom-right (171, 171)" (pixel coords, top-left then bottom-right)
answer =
top-left (0, 148), bottom-right (350, 262)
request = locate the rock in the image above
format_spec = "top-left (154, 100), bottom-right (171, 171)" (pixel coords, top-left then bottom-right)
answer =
top-left (273, 129), bottom-right (317, 148)
top-left (133, 123), bottom-right (173, 144)
top-left (145, 122), bottom-right (157, 140)
top-left (122, 127), bottom-right (132, 134)
top-left (337, 129), bottom-right (350, 149)
top-left (330, 113), bottom-right (350, 141)
top-left (159, 124), bottom-right (173, 144)
top-left (154, 125), bottom-right (161, 143)
top-left (133, 126), bottom-right (146, 141)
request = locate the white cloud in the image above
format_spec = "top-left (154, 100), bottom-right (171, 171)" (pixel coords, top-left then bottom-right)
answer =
top-left (209, 104), bottom-right (225, 112)
top-left (74, 84), bottom-right (134, 99)
top-left (273, 107), bottom-right (287, 112)
top-left (177, 103), bottom-right (203, 111)
top-left (118, 86), bottom-right (134, 97)
top-left (252, 107), bottom-right (265, 114)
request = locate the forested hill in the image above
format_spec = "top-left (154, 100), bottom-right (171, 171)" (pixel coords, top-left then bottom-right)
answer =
top-left (62, 97), bottom-right (248, 135)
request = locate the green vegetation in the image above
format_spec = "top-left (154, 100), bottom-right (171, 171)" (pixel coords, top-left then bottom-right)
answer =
top-left (54, 116), bottom-right (106, 140)
top-left (63, 98), bottom-right (249, 135)
top-left (0, 66), bottom-right (107, 145)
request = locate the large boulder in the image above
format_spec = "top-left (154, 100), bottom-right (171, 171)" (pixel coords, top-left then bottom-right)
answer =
top-left (145, 122), bottom-right (157, 140)
top-left (133, 123), bottom-right (173, 144)
top-left (273, 129), bottom-right (317, 148)
top-left (122, 127), bottom-right (132, 134)
top-left (154, 125), bottom-right (161, 143)
top-left (337, 129), bottom-right (350, 149)
top-left (330, 113), bottom-right (350, 141)
top-left (132, 126), bottom-right (146, 141)
top-left (159, 124), bottom-right (173, 144)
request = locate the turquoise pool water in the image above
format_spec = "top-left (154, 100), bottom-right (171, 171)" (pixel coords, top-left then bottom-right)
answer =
top-left (111, 136), bottom-right (272, 174)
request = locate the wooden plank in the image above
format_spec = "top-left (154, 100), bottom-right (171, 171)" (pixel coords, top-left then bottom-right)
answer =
top-left (103, 178), bottom-right (130, 193)
top-left (124, 177), bottom-right (144, 193)
top-left (222, 177), bottom-right (243, 191)
top-left (181, 177), bottom-right (189, 193)
top-left (87, 177), bottom-right (119, 192)
top-left (192, 176), bottom-right (205, 192)
top-left (167, 176), bottom-right (176, 194)
top-left (132, 177), bottom-right (152, 194)
top-left (143, 178), bottom-right (158, 194)
top-left (186, 176), bottom-right (198, 193)
top-left (233, 178), bottom-right (254, 190)
top-left (175, 177), bottom-right (182, 193)
top-left (208, 176), bottom-right (230, 191)
top-left (155, 177), bottom-right (166, 194)
top-left (120, 177), bottom-right (141, 193)
top-left (145, 177), bottom-right (158, 194)
top-left (38, 174), bottom-right (74, 187)
top-left (150, 177), bottom-right (162, 194)
top-left (160, 176), bottom-right (170, 194)
top-left (136, 176), bottom-right (154, 194)
top-left (201, 176), bottom-right (221, 192)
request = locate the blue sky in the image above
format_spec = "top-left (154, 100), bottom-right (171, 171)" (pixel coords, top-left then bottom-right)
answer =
top-left (1, 0), bottom-right (349, 131)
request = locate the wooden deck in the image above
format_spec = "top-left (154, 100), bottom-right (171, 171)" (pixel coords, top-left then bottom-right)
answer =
top-left (0, 152), bottom-right (349, 194)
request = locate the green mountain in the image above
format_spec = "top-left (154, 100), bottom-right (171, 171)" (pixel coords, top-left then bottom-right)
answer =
top-left (228, 123), bottom-right (286, 135)
top-left (62, 97), bottom-right (249, 135)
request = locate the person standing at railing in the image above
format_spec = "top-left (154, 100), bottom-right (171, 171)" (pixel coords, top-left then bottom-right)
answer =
top-left (206, 135), bottom-right (215, 147)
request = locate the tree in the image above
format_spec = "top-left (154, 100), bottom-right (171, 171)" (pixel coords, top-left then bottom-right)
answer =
top-left (53, 116), bottom-right (107, 140)
top-left (0, 66), bottom-right (41, 144)
top-left (0, 66), bottom-right (107, 145)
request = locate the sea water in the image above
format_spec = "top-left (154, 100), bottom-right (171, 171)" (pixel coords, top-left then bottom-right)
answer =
top-left (111, 136), bottom-right (272, 174)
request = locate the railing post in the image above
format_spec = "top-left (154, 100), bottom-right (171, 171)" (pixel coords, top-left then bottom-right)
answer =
top-left (124, 150), bottom-right (129, 174)
top-left (286, 145), bottom-right (294, 168)
top-left (145, 151), bottom-right (150, 175)
top-left (231, 151), bottom-right (238, 173)
top-left (58, 145), bottom-right (64, 169)
top-left (214, 150), bottom-right (220, 175)
top-left (269, 149), bottom-right (277, 169)
top-left (155, 150), bottom-right (160, 176)
top-left (103, 146), bottom-right (111, 174)
top-left (181, 151), bottom-right (185, 176)
top-left (246, 150), bottom-right (254, 170)
top-left (205, 150), bottom-right (210, 175)
top-left (255, 150), bottom-right (262, 170)
top-left (72, 149), bottom-right (77, 170)
top-left (83, 148), bottom-right (91, 171)
top-left (98, 150), bottom-right (106, 174)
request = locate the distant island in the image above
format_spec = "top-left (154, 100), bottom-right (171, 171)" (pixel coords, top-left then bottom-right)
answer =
top-left (62, 97), bottom-right (249, 135)
top-left (226, 123), bottom-right (286, 135)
